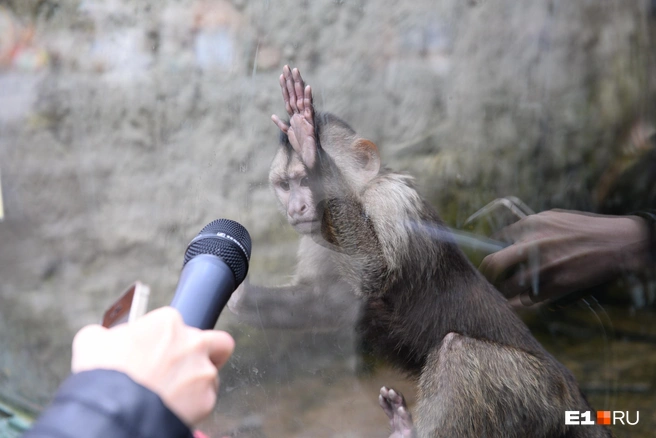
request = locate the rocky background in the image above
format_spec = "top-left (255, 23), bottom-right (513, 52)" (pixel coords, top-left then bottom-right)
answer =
top-left (1, 0), bottom-right (655, 436)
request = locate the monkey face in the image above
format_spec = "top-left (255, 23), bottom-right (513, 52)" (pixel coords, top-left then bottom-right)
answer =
top-left (270, 151), bottom-right (320, 235)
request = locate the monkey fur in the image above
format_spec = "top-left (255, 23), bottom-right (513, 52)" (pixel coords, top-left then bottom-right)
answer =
top-left (234, 66), bottom-right (611, 438)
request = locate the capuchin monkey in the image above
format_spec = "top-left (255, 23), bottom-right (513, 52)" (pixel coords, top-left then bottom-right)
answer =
top-left (231, 66), bottom-right (610, 438)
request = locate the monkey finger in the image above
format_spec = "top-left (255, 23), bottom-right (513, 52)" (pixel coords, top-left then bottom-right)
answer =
top-left (378, 395), bottom-right (394, 418)
top-left (304, 85), bottom-right (314, 121)
top-left (286, 130), bottom-right (301, 155)
top-left (387, 388), bottom-right (405, 406)
top-left (283, 66), bottom-right (299, 113)
top-left (279, 74), bottom-right (293, 116)
top-left (378, 387), bottom-right (395, 418)
top-left (271, 114), bottom-right (289, 133)
top-left (292, 68), bottom-right (306, 112)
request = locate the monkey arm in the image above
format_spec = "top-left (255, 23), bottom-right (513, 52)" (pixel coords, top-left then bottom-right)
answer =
top-left (228, 236), bottom-right (362, 329)
top-left (310, 155), bottom-right (393, 297)
top-left (272, 64), bottom-right (405, 295)
top-left (228, 277), bottom-right (360, 329)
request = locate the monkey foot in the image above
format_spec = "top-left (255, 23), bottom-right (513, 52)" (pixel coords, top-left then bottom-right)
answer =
top-left (379, 386), bottom-right (415, 438)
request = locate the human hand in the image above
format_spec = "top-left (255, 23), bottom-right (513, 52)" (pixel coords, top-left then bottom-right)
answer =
top-left (479, 210), bottom-right (650, 304)
top-left (71, 306), bottom-right (235, 426)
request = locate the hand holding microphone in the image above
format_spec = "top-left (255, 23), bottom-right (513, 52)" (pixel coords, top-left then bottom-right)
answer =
top-left (28, 219), bottom-right (252, 438)
top-left (70, 219), bottom-right (251, 426)
top-left (72, 307), bottom-right (235, 426)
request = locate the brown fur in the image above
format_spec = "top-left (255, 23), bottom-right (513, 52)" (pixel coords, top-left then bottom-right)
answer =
top-left (230, 64), bottom-right (611, 436)
top-left (275, 110), bottom-right (611, 438)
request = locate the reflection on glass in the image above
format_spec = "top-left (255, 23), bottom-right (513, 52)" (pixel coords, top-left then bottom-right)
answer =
top-left (0, 1), bottom-right (654, 437)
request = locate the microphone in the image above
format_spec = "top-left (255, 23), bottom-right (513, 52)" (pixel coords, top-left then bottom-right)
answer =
top-left (170, 219), bottom-right (252, 329)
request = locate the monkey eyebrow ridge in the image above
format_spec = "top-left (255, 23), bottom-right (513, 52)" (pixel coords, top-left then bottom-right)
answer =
top-left (287, 170), bottom-right (307, 180)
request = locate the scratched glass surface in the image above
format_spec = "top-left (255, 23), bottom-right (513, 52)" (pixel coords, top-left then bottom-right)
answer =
top-left (0, 1), bottom-right (654, 437)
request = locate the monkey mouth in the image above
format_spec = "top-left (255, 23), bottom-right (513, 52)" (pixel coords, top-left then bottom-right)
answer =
top-left (291, 220), bottom-right (320, 234)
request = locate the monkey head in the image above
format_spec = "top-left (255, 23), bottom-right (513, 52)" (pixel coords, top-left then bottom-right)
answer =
top-left (270, 151), bottom-right (317, 234)
top-left (269, 112), bottom-right (381, 236)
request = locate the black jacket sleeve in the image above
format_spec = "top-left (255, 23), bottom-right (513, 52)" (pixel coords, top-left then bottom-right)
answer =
top-left (23, 369), bottom-right (193, 438)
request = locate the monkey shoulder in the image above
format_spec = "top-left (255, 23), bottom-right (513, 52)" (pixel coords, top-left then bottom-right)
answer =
top-left (347, 171), bottom-right (437, 272)
top-left (361, 172), bottom-right (424, 219)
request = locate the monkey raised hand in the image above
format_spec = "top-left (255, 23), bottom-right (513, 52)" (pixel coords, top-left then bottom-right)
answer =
top-left (271, 65), bottom-right (318, 169)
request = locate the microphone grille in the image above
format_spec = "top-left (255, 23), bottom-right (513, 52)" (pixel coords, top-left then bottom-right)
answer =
top-left (198, 219), bottom-right (252, 256)
top-left (183, 219), bottom-right (252, 284)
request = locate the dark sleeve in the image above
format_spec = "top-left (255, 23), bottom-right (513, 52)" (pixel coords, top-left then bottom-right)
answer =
top-left (23, 370), bottom-right (193, 438)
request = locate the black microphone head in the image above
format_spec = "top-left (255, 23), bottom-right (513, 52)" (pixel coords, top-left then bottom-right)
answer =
top-left (183, 219), bottom-right (252, 284)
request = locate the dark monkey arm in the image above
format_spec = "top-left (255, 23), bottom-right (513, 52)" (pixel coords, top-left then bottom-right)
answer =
top-left (310, 158), bottom-right (393, 297)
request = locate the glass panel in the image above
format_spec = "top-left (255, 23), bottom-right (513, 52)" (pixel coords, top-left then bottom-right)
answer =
top-left (0, 1), bottom-right (654, 437)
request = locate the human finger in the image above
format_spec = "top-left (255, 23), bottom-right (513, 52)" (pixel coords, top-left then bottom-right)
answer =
top-left (71, 324), bottom-right (109, 372)
top-left (479, 244), bottom-right (529, 284)
top-left (490, 218), bottom-right (529, 243)
top-left (203, 330), bottom-right (235, 369)
top-left (72, 324), bottom-right (107, 352)
top-left (497, 265), bottom-right (535, 299)
top-left (147, 306), bottom-right (185, 324)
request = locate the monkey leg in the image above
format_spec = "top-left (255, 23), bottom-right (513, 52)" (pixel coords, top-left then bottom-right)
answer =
top-left (415, 333), bottom-right (606, 438)
top-left (379, 386), bottom-right (416, 438)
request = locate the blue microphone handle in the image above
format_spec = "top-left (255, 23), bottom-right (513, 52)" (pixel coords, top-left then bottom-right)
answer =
top-left (170, 254), bottom-right (236, 329)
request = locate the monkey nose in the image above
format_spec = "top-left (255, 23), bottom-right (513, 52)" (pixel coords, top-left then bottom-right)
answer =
top-left (288, 198), bottom-right (308, 216)
top-left (289, 205), bottom-right (307, 218)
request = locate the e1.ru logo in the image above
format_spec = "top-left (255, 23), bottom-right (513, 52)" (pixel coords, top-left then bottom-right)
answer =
top-left (565, 411), bottom-right (639, 426)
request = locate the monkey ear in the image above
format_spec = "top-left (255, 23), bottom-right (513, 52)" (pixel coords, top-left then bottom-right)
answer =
top-left (353, 139), bottom-right (381, 179)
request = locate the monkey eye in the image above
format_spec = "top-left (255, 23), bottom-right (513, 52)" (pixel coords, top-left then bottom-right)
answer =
top-left (279, 181), bottom-right (290, 191)
top-left (300, 177), bottom-right (309, 187)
